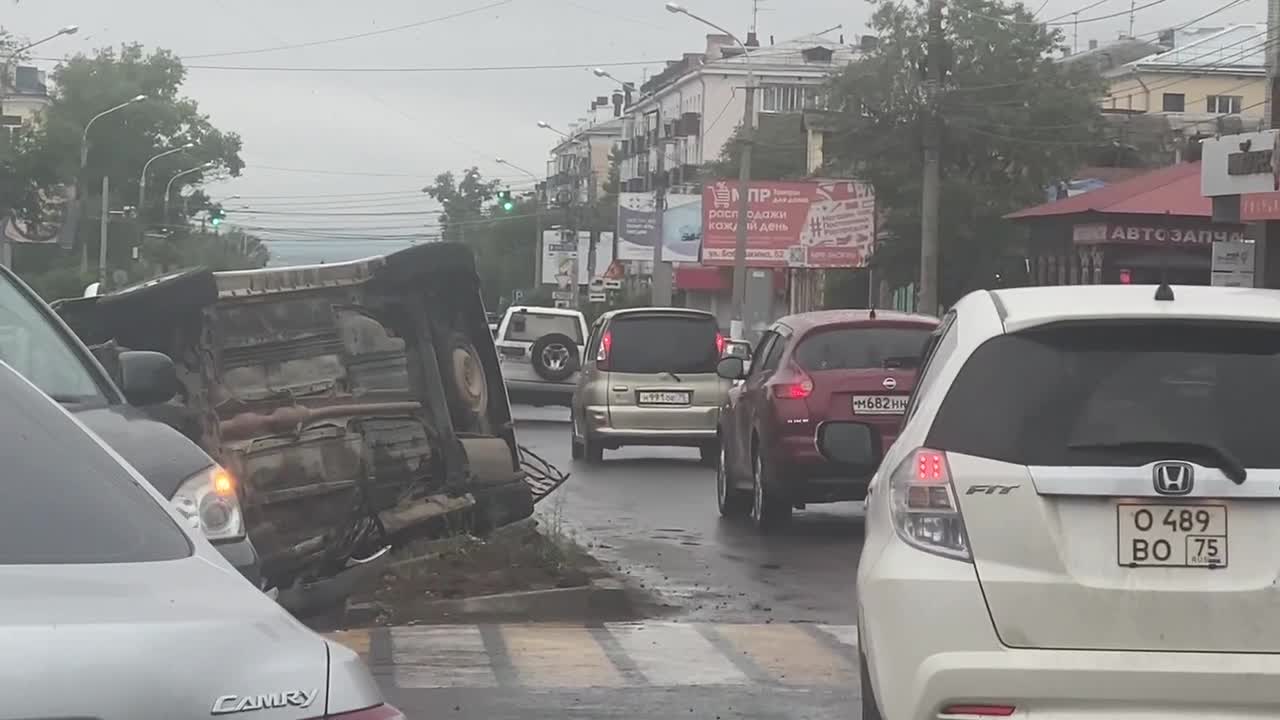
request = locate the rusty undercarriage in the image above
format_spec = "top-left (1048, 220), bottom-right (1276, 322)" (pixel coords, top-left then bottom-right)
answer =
top-left (55, 243), bottom-right (560, 596)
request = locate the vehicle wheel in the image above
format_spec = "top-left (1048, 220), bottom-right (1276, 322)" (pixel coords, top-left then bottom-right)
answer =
top-left (529, 332), bottom-right (580, 383)
top-left (859, 651), bottom-right (883, 720)
top-left (96, 267), bottom-right (217, 322)
top-left (699, 441), bottom-right (718, 467)
top-left (751, 444), bottom-right (792, 532)
top-left (443, 330), bottom-right (491, 434)
top-left (717, 442), bottom-right (751, 517)
top-left (583, 432), bottom-right (604, 463)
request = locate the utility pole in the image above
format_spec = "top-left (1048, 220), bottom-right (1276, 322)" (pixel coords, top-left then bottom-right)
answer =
top-left (730, 79), bottom-right (756, 339)
top-left (98, 176), bottom-right (109, 288)
top-left (918, 0), bottom-right (945, 316)
top-left (586, 140), bottom-right (599, 283)
top-left (652, 139), bottom-right (672, 306)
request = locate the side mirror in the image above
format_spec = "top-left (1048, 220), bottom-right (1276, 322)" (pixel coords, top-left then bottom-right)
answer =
top-left (119, 350), bottom-right (178, 406)
top-left (716, 356), bottom-right (746, 381)
top-left (816, 421), bottom-right (881, 468)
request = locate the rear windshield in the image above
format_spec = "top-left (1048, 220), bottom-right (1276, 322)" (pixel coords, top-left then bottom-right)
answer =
top-left (505, 312), bottom-right (582, 343)
top-left (610, 315), bottom-right (719, 374)
top-left (794, 326), bottom-right (934, 371)
top-left (0, 362), bottom-right (193, 564)
top-left (928, 322), bottom-right (1280, 468)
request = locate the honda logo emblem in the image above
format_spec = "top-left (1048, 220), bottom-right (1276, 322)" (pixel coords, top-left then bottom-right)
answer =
top-left (882, 377), bottom-right (897, 390)
top-left (1153, 462), bottom-right (1194, 496)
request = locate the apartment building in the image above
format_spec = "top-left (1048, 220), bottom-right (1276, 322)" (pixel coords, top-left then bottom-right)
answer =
top-left (617, 32), bottom-right (866, 193)
top-left (1, 65), bottom-right (51, 136)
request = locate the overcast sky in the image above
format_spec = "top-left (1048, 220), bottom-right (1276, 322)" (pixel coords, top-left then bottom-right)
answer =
top-left (4, 0), bottom-right (1264, 240)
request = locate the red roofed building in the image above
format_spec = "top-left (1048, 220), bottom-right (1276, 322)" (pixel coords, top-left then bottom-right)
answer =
top-left (1006, 161), bottom-right (1245, 285)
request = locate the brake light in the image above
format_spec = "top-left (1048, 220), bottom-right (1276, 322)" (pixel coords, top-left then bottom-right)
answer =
top-left (771, 372), bottom-right (814, 400)
top-left (324, 704), bottom-right (406, 720)
top-left (715, 331), bottom-right (726, 355)
top-left (597, 330), bottom-right (612, 369)
top-left (941, 705), bottom-right (1016, 717)
top-left (890, 447), bottom-right (970, 561)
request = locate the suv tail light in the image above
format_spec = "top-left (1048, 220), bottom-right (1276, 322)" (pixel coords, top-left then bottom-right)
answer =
top-left (771, 369), bottom-right (814, 400)
top-left (715, 331), bottom-right (726, 355)
top-left (324, 704), bottom-right (406, 720)
top-left (889, 448), bottom-right (970, 561)
top-left (596, 330), bottom-right (612, 370)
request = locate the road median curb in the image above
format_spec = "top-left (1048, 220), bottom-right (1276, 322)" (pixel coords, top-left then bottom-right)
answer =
top-left (343, 578), bottom-right (635, 625)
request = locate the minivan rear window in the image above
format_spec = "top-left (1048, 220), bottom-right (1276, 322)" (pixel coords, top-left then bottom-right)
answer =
top-left (505, 313), bottom-right (582, 343)
top-left (794, 326), bottom-right (933, 371)
top-left (927, 322), bottom-right (1280, 468)
top-left (609, 315), bottom-right (719, 374)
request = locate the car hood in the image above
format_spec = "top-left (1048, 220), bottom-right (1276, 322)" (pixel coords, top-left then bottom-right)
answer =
top-left (0, 555), bottom-right (331, 720)
top-left (72, 404), bottom-right (213, 498)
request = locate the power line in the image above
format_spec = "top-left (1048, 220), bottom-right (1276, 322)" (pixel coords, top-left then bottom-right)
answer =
top-left (249, 165), bottom-right (432, 178)
top-left (183, 0), bottom-right (514, 59)
top-left (951, 0), bottom-right (1172, 26)
top-left (146, 59), bottom-right (667, 73)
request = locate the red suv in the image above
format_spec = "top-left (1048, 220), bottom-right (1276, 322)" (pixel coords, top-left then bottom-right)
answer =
top-left (715, 310), bottom-right (940, 531)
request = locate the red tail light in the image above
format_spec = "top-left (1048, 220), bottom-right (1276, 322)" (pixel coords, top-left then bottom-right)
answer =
top-left (597, 330), bottom-right (612, 369)
top-left (771, 371), bottom-right (814, 400)
top-left (325, 704), bottom-right (406, 720)
top-left (715, 331), bottom-right (726, 355)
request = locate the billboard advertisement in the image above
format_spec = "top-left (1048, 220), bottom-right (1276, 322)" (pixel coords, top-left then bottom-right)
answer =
top-left (616, 192), bottom-right (702, 263)
top-left (539, 230), bottom-right (615, 286)
top-left (701, 179), bottom-right (875, 268)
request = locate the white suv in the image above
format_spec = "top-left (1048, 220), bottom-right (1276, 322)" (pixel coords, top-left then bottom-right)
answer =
top-left (817, 284), bottom-right (1280, 720)
top-left (496, 305), bottom-right (588, 407)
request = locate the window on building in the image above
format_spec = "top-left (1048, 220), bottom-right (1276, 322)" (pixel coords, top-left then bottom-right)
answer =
top-left (1161, 93), bottom-right (1185, 112)
top-left (760, 85), bottom-right (825, 113)
top-left (1206, 95), bottom-right (1243, 114)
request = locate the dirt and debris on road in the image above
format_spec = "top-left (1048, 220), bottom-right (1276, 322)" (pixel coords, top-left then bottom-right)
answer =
top-left (305, 518), bottom-right (635, 630)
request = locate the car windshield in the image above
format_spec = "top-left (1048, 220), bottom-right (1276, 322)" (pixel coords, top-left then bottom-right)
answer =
top-left (505, 312), bottom-right (582, 343)
top-left (927, 322), bottom-right (1280, 468)
top-left (794, 326), bottom-right (934, 371)
top-left (0, 275), bottom-right (107, 405)
top-left (610, 315), bottom-right (720, 374)
top-left (0, 362), bottom-right (191, 564)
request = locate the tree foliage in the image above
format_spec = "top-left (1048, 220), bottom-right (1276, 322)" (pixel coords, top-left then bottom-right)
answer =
top-left (822, 0), bottom-right (1106, 304)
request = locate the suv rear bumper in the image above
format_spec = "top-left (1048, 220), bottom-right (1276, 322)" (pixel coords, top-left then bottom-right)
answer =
top-left (861, 537), bottom-right (1280, 720)
top-left (772, 433), bottom-right (872, 502)
top-left (584, 404), bottom-right (718, 446)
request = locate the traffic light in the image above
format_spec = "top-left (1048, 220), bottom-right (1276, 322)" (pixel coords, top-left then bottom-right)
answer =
top-left (209, 208), bottom-right (226, 227)
top-left (496, 189), bottom-right (514, 213)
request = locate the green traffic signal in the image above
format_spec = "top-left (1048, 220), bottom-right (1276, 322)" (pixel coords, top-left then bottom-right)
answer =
top-left (497, 189), bottom-right (514, 213)
top-left (210, 216), bottom-right (222, 226)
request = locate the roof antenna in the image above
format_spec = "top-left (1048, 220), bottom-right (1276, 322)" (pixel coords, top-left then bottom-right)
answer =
top-left (1155, 211), bottom-right (1175, 301)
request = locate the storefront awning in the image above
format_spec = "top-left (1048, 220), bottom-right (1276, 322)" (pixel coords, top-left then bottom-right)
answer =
top-left (1006, 162), bottom-right (1210, 221)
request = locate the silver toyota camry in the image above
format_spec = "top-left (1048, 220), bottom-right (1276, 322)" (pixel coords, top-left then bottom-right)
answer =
top-left (0, 358), bottom-right (403, 720)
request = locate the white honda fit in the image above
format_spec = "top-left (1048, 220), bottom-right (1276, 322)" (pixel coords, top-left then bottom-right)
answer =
top-left (819, 284), bottom-right (1280, 720)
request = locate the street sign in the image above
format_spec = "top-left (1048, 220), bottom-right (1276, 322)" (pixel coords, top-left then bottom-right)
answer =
top-left (553, 299), bottom-right (571, 309)
top-left (603, 279), bottom-right (622, 290)
top-left (513, 289), bottom-right (525, 302)
top-left (588, 292), bottom-right (607, 303)
top-left (552, 290), bottom-right (576, 301)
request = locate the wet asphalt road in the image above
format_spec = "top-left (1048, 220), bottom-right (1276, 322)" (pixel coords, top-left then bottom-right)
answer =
top-left (373, 405), bottom-right (866, 719)
top-left (512, 404), bottom-right (865, 625)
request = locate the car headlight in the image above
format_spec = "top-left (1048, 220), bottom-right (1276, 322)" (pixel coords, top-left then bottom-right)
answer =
top-left (172, 464), bottom-right (245, 543)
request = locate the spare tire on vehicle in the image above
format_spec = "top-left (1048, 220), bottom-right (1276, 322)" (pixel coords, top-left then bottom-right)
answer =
top-left (442, 330), bottom-right (492, 434)
top-left (529, 332), bottom-right (579, 383)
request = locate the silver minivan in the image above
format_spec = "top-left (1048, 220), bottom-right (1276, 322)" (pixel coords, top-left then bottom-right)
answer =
top-left (571, 307), bottom-right (731, 464)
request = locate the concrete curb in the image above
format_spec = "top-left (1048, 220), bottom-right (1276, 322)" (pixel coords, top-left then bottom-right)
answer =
top-left (343, 577), bottom-right (634, 625)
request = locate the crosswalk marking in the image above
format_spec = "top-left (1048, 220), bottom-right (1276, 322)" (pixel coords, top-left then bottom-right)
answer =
top-left (326, 622), bottom-right (858, 689)
top-left (716, 624), bottom-right (857, 686)
top-left (605, 621), bottom-right (750, 686)
top-left (501, 624), bottom-right (625, 688)
top-left (390, 625), bottom-right (496, 688)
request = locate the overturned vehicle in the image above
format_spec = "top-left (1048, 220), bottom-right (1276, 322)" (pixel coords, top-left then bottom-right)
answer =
top-left (54, 243), bottom-right (554, 598)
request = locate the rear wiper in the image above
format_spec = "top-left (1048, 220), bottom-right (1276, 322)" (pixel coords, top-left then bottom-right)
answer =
top-left (1067, 439), bottom-right (1248, 485)
top-left (663, 371), bottom-right (683, 382)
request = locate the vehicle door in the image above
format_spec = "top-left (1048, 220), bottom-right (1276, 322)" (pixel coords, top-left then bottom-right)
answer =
top-left (725, 331), bottom-right (773, 475)
top-left (575, 317), bottom-right (607, 434)
top-left (733, 328), bottom-right (787, 476)
top-left (605, 313), bottom-right (723, 431)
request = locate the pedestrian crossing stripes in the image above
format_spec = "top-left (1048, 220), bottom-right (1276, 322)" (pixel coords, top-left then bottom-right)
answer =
top-left (325, 622), bottom-right (858, 689)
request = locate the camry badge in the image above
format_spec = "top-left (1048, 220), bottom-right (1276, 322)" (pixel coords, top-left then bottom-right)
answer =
top-left (882, 377), bottom-right (897, 390)
top-left (211, 689), bottom-right (318, 715)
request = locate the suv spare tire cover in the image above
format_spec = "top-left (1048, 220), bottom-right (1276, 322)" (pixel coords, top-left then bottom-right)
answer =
top-left (528, 332), bottom-right (580, 383)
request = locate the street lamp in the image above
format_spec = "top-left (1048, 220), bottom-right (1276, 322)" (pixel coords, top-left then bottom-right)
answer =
top-left (666, 1), bottom-right (756, 339)
top-left (163, 161), bottom-right (217, 226)
top-left (536, 120), bottom-right (569, 138)
top-left (139, 142), bottom-right (195, 224)
top-left (494, 157), bottom-right (539, 182)
top-left (80, 94), bottom-right (148, 171)
top-left (591, 67), bottom-right (635, 91)
top-left (9, 24), bottom-right (79, 56)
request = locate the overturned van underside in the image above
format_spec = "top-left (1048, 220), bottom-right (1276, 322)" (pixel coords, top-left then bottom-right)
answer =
top-left (56, 244), bottom-right (531, 590)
